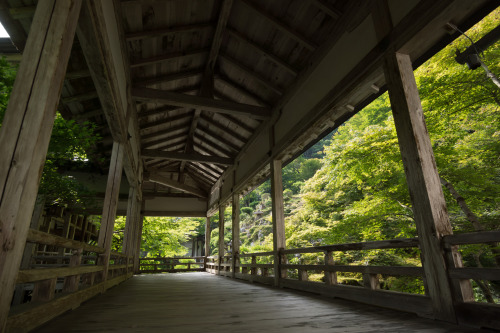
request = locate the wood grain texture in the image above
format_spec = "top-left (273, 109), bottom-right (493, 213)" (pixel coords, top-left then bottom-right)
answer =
top-left (33, 273), bottom-right (484, 333)
top-left (0, 1), bottom-right (82, 330)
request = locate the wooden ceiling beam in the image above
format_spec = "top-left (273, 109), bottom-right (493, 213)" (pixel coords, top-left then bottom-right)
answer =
top-left (189, 162), bottom-right (222, 181)
top-left (192, 148), bottom-right (226, 173)
top-left (147, 171), bottom-right (207, 198)
top-left (239, 0), bottom-right (317, 51)
top-left (219, 53), bottom-right (283, 96)
top-left (226, 28), bottom-right (298, 76)
top-left (142, 133), bottom-right (188, 150)
top-left (215, 74), bottom-right (270, 107)
top-left (138, 106), bottom-right (185, 119)
top-left (130, 49), bottom-right (209, 68)
top-left (132, 87), bottom-right (271, 119)
top-left (134, 69), bottom-right (203, 87)
top-left (139, 112), bottom-right (193, 131)
top-left (142, 132), bottom-right (188, 150)
top-left (199, 114), bottom-right (248, 143)
top-left (310, 0), bottom-right (342, 19)
top-left (141, 122), bottom-right (191, 141)
top-left (180, 0), bottom-right (234, 177)
top-left (217, 112), bottom-right (257, 134)
top-left (196, 123), bottom-right (241, 152)
top-left (142, 150), bottom-right (234, 166)
top-left (126, 22), bottom-right (214, 41)
top-left (193, 134), bottom-right (234, 158)
top-left (185, 169), bottom-right (212, 191)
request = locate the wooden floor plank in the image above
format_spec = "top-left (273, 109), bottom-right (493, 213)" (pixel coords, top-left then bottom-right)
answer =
top-left (34, 272), bottom-right (489, 332)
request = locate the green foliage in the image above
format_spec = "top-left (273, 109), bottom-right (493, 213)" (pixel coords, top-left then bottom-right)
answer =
top-left (139, 216), bottom-right (204, 257)
top-left (0, 57), bottom-right (101, 208)
top-left (0, 57), bottom-right (16, 125)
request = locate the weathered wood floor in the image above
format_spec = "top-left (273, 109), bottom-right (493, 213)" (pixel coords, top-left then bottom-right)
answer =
top-left (35, 272), bottom-right (487, 333)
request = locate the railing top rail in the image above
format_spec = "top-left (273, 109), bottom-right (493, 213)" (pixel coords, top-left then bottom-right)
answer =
top-left (239, 251), bottom-right (275, 257)
top-left (282, 237), bottom-right (420, 255)
top-left (140, 256), bottom-right (206, 260)
top-left (443, 230), bottom-right (500, 246)
top-left (26, 229), bottom-right (105, 254)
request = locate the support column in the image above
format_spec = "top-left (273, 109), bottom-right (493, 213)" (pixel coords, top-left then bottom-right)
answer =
top-left (205, 217), bottom-right (211, 257)
top-left (123, 187), bottom-right (138, 256)
top-left (218, 205), bottom-right (225, 275)
top-left (384, 52), bottom-right (472, 322)
top-left (270, 159), bottom-right (286, 287)
top-left (232, 194), bottom-right (240, 278)
top-left (98, 141), bottom-right (124, 282)
top-left (133, 202), bottom-right (145, 274)
top-left (0, 1), bottom-right (82, 330)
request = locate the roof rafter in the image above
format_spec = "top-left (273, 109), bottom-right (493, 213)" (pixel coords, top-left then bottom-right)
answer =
top-left (180, 0), bottom-right (234, 177)
top-left (147, 171), bottom-right (207, 198)
top-left (126, 22), bottom-right (214, 41)
top-left (140, 112), bottom-right (193, 131)
top-left (199, 114), bottom-right (247, 143)
top-left (219, 53), bottom-right (283, 96)
top-left (142, 133), bottom-right (188, 150)
top-left (226, 27), bottom-right (298, 76)
top-left (141, 122), bottom-right (191, 141)
top-left (215, 74), bottom-right (270, 107)
top-left (142, 150), bottom-right (234, 166)
top-left (132, 87), bottom-right (271, 119)
top-left (134, 69), bottom-right (204, 87)
top-left (239, 0), bottom-right (317, 51)
top-left (196, 123), bottom-right (242, 152)
top-left (130, 49), bottom-right (209, 68)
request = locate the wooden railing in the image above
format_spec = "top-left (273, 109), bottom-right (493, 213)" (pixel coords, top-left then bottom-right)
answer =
top-left (139, 256), bottom-right (206, 273)
top-left (6, 229), bottom-right (134, 332)
top-left (207, 231), bottom-right (500, 329)
top-left (442, 230), bottom-right (500, 329)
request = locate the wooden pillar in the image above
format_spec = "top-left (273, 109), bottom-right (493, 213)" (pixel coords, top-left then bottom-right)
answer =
top-left (270, 159), bottom-right (286, 287)
top-left (98, 141), bottom-right (124, 282)
top-left (0, 1), bottom-right (82, 330)
top-left (384, 52), bottom-right (472, 322)
top-left (232, 193), bottom-right (240, 278)
top-left (123, 187), bottom-right (138, 256)
top-left (218, 205), bottom-right (225, 275)
top-left (205, 216), bottom-right (211, 257)
top-left (133, 202), bottom-right (144, 274)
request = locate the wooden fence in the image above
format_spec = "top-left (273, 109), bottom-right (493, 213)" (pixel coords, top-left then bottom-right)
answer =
top-left (207, 230), bottom-right (500, 330)
top-left (6, 229), bottom-right (134, 332)
top-left (139, 257), bottom-right (206, 273)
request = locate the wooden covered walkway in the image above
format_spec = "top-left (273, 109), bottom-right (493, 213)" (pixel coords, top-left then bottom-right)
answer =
top-left (34, 273), bottom-right (487, 333)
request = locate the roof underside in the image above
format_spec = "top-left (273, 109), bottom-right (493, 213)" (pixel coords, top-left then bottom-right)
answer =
top-left (0, 0), bottom-right (496, 213)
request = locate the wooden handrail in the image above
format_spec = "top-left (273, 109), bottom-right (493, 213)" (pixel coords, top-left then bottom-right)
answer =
top-left (26, 229), bottom-right (104, 254)
top-left (17, 265), bottom-right (105, 283)
top-left (443, 230), bottom-right (500, 246)
top-left (282, 238), bottom-right (419, 255)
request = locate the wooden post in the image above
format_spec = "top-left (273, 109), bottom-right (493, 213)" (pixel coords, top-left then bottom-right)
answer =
top-left (123, 187), bottom-right (139, 256)
top-left (63, 248), bottom-right (83, 293)
top-left (133, 202), bottom-right (145, 274)
top-left (232, 193), bottom-right (240, 278)
top-left (218, 205), bottom-right (225, 275)
top-left (324, 251), bottom-right (337, 285)
top-left (384, 52), bottom-right (472, 322)
top-left (270, 159), bottom-right (286, 286)
top-left (98, 141), bottom-right (124, 283)
top-left (363, 274), bottom-right (380, 290)
top-left (0, 1), bottom-right (82, 329)
top-left (205, 216), bottom-right (211, 257)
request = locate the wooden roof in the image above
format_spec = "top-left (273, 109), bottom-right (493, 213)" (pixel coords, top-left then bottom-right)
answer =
top-left (0, 0), bottom-right (496, 213)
